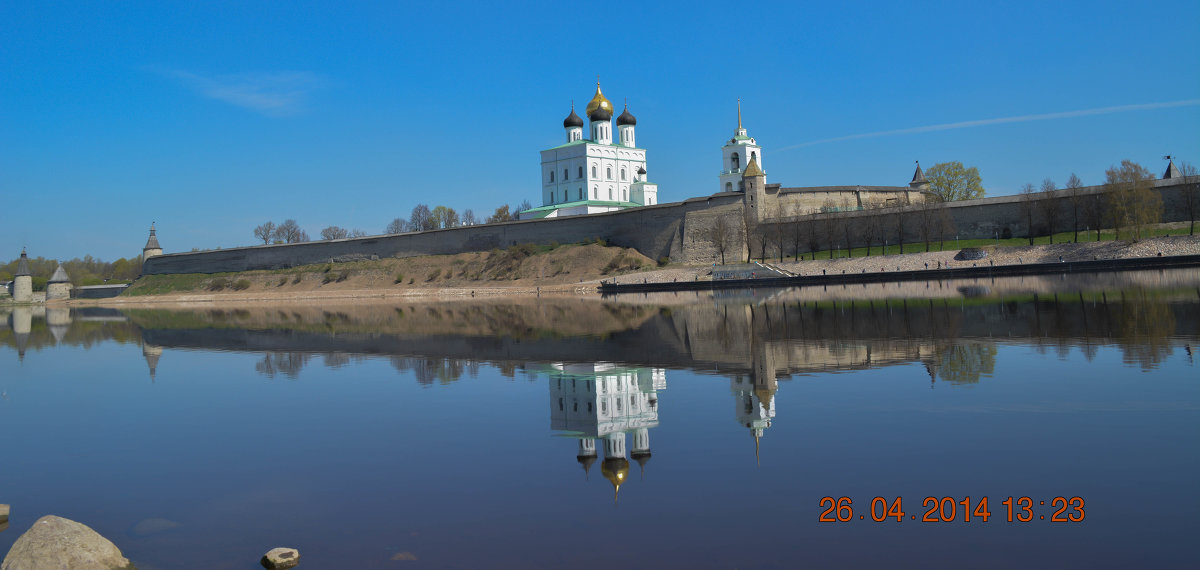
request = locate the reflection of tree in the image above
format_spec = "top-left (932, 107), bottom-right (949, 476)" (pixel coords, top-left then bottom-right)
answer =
top-left (926, 343), bottom-right (997, 385)
top-left (322, 353), bottom-right (351, 368)
top-left (255, 352), bottom-right (312, 379)
top-left (1115, 290), bottom-right (1175, 370)
top-left (389, 356), bottom-right (473, 385)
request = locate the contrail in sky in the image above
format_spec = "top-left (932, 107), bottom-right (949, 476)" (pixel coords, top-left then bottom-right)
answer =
top-left (779, 99), bottom-right (1200, 150)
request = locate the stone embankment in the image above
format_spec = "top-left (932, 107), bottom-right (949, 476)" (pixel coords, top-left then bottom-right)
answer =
top-left (600, 235), bottom-right (1200, 287)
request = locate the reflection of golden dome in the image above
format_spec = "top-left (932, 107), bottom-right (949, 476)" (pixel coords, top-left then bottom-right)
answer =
top-left (601, 457), bottom-right (629, 503)
top-left (585, 82), bottom-right (614, 121)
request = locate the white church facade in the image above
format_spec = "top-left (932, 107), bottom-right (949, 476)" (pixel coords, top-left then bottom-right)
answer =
top-left (519, 83), bottom-right (658, 220)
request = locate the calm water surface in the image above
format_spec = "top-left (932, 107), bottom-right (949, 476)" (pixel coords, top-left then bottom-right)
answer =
top-left (1, 270), bottom-right (1198, 569)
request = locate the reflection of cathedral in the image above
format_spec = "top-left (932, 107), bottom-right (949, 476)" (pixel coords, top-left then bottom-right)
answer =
top-left (546, 363), bottom-right (666, 502)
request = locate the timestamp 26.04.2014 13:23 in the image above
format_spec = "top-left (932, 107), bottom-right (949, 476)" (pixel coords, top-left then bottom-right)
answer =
top-left (818, 496), bottom-right (1085, 523)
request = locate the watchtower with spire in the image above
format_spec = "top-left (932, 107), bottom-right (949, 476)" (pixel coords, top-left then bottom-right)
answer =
top-left (720, 99), bottom-right (764, 194)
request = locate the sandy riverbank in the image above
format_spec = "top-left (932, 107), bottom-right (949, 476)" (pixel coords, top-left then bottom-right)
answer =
top-left (64, 235), bottom-right (1200, 307)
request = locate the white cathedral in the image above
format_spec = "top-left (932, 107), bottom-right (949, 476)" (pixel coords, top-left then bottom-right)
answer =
top-left (519, 82), bottom-right (659, 220)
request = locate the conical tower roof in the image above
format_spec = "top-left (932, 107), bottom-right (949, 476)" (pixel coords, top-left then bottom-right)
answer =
top-left (742, 155), bottom-right (765, 178)
top-left (1163, 159), bottom-right (1182, 179)
top-left (144, 223), bottom-right (161, 250)
top-left (912, 161), bottom-right (927, 183)
top-left (49, 264), bottom-right (70, 284)
top-left (15, 249), bottom-right (31, 277)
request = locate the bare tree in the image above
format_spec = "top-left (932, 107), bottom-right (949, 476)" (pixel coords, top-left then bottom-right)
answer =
top-left (461, 209), bottom-right (478, 226)
top-left (348, 228), bottom-right (368, 238)
top-left (517, 200), bottom-right (532, 213)
top-left (1037, 178), bottom-right (1060, 244)
top-left (1181, 161), bottom-right (1199, 236)
top-left (1104, 160), bottom-right (1160, 241)
top-left (1019, 183), bottom-right (1037, 245)
top-left (709, 215), bottom-right (733, 264)
top-left (789, 221), bottom-right (804, 261)
top-left (254, 221), bottom-right (276, 244)
top-left (274, 219), bottom-right (308, 244)
top-left (935, 202), bottom-right (956, 250)
top-left (386, 218), bottom-right (410, 234)
top-left (410, 204), bottom-right (435, 231)
top-left (1066, 173), bottom-right (1084, 242)
top-left (320, 226), bottom-right (349, 240)
top-left (893, 207), bottom-right (908, 253)
top-left (918, 197), bottom-right (940, 252)
top-left (1083, 192), bottom-right (1105, 241)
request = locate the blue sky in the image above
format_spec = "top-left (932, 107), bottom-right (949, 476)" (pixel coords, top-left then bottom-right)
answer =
top-left (3, 0), bottom-right (1198, 261)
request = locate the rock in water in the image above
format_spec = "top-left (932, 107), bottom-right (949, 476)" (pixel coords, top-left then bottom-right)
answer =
top-left (1, 515), bottom-right (135, 570)
top-left (260, 547), bottom-right (300, 569)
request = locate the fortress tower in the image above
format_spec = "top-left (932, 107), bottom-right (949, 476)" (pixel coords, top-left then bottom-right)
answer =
top-left (46, 264), bottom-right (72, 301)
top-left (12, 249), bottom-right (33, 304)
top-left (143, 223), bottom-right (163, 261)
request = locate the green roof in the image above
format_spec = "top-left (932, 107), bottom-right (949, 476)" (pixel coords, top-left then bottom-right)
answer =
top-left (545, 140), bottom-right (644, 151)
top-left (520, 199), bottom-right (641, 214)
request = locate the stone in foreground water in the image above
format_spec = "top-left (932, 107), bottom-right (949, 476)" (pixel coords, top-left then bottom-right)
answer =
top-left (261, 547), bottom-right (300, 569)
top-left (1, 515), bottom-right (135, 570)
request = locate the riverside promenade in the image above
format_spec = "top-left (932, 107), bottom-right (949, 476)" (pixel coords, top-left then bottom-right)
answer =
top-left (600, 253), bottom-right (1200, 295)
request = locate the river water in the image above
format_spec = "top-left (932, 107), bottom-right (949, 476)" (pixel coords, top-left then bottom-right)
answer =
top-left (1, 270), bottom-right (1198, 568)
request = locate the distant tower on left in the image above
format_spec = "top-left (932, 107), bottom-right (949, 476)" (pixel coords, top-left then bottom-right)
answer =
top-left (13, 248), bottom-right (33, 303)
top-left (143, 223), bottom-right (163, 260)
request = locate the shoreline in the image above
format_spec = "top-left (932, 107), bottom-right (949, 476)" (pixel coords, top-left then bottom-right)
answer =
top-left (57, 235), bottom-right (1200, 307)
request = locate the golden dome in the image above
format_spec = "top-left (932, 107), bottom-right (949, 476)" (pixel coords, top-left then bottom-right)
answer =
top-left (585, 82), bottom-right (614, 121)
top-left (601, 457), bottom-right (630, 503)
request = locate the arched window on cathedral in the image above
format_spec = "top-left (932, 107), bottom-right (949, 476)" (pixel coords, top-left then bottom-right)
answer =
top-left (549, 171), bottom-right (554, 182)
top-left (751, 151), bottom-right (757, 163)
top-left (578, 188), bottom-right (582, 200)
top-left (607, 167), bottom-right (612, 180)
top-left (593, 185), bottom-right (598, 199)
top-left (563, 168), bottom-right (568, 180)
top-left (592, 165), bottom-right (597, 178)
top-left (731, 152), bottom-right (740, 170)
top-left (608, 187), bottom-right (613, 200)
top-left (620, 168), bottom-right (626, 181)
top-left (725, 182), bottom-right (733, 192)
top-left (578, 166), bottom-right (583, 179)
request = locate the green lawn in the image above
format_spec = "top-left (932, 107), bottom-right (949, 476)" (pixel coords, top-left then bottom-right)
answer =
top-left (775, 225), bottom-right (1194, 262)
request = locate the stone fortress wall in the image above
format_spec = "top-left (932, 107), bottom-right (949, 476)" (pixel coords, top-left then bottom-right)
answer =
top-left (141, 178), bottom-right (1195, 275)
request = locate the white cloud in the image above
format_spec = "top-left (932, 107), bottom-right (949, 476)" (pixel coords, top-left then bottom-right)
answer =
top-left (157, 69), bottom-right (325, 116)
top-left (780, 99), bottom-right (1200, 150)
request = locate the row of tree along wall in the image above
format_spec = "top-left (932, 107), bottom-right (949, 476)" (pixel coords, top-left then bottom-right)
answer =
top-left (745, 178), bottom-right (1197, 261)
top-left (141, 178), bottom-right (1195, 275)
top-left (142, 194), bottom-right (746, 275)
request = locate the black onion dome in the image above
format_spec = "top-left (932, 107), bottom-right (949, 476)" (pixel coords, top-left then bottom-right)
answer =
top-left (588, 106), bottom-right (612, 122)
top-left (617, 105), bottom-right (636, 126)
top-left (637, 166), bottom-right (646, 175)
top-left (563, 106), bottom-right (584, 128)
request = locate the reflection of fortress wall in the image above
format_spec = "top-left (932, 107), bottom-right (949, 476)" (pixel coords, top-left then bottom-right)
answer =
top-left (127, 290), bottom-right (1200, 381)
